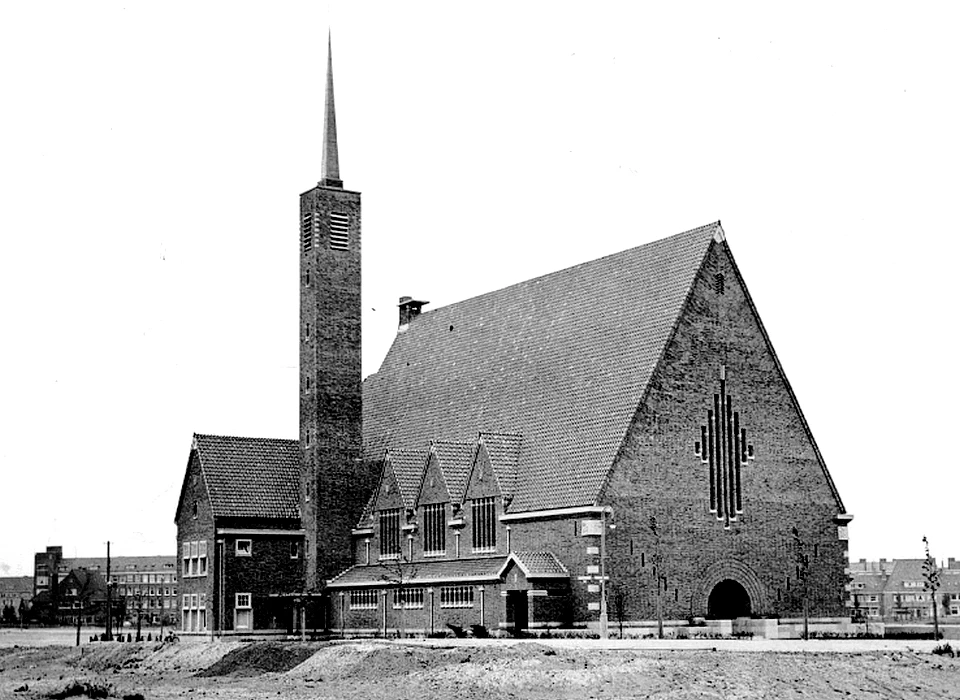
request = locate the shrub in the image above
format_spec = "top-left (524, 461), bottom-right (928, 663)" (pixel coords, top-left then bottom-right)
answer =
top-left (470, 624), bottom-right (489, 638)
top-left (933, 643), bottom-right (955, 657)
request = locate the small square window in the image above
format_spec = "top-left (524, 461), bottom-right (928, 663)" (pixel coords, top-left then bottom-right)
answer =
top-left (235, 539), bottom-right (252, 557)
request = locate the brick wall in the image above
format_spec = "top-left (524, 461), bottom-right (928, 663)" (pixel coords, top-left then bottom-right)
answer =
top-left (176, 450), bottom-right (215, 632)
top-left (597, 240), bottom-right (848, 620)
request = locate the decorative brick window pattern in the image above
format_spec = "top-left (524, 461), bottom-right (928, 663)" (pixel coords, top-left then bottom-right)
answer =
top-left (329, 212), bottom-right (349, 250)
top-left (694, 366), bottom-right (754, 528)
top-left (423, 503), bottom-right (446, 556)
top-left (472, 497), bottom-right (496, 552)
top-left (440, 585), bottom-right (474, 608)
top-left (380, 509), bottom-right (401, 558)
top-left (350, 589), bottom-right (378, 610)
top-left (393, 587), bottom-right (425, 610)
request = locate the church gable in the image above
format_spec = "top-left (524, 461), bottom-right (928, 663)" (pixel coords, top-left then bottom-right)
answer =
top-left (372, 454), bottom-right (411, 512)
top-left (606, 238), bottom-right (844, 515)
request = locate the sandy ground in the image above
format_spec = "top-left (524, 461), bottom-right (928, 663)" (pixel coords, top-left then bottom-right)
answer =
top-left (1, 633), bottom-right (958, 699)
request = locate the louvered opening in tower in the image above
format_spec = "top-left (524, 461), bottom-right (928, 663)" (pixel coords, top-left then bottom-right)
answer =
top-left (329, 212), bottom-right (349, 250)
top-left (301, 212), bottom-right (314, 252)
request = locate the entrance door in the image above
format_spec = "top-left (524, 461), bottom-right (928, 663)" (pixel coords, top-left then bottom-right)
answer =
top-left (506, 591), bottom-right (528, 635)
top-left (707, 579), bottom-right (752, 619)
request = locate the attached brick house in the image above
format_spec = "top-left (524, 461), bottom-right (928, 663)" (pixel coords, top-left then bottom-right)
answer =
top-left (174, 434), bottom-right (304, 635)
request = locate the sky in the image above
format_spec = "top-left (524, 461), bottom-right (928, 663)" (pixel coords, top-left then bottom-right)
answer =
top-left (1, 2), bottom-right (958, 577)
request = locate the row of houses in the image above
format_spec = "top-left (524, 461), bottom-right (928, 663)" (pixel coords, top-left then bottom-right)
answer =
top-left (848, 558), bottom-right (960, 621)
top-left (28, 546), bottom-right (177, 626)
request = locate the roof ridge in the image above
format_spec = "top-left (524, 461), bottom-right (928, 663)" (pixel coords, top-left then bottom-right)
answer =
top-left (417, 221), bottom-right (721, 317)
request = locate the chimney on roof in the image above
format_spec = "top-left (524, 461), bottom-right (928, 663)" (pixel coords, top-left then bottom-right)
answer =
top-left (398, 296), bottom-right (428, 331)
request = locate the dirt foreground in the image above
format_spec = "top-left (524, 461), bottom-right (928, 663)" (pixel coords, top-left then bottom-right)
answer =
top-left (1, 637), bottom-right (958, 700)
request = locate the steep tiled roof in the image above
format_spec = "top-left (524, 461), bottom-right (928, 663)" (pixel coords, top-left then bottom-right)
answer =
top-left (386, 449), bottom-right (428, 508)
top-left (431, 440), bottom-right (476, 503)
top-left (363, 223), bottom-right (720, 512)
top-left (193, 434), bottom-right (300, 520)
top-left (328, 556), bottom-right (507, 588)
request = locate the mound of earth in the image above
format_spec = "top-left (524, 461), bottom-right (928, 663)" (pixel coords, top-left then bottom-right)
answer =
top-left (196, 642), bottom-right (319, 677)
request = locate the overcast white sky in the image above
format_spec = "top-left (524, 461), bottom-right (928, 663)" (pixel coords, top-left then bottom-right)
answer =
top-left (1, 2), bottom-right (957, 577)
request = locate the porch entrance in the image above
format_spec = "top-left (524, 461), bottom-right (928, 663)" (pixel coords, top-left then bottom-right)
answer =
top-left (707, 579), bottom-right (752, 619)
top-left (505, 590), bottom-right (528, 634)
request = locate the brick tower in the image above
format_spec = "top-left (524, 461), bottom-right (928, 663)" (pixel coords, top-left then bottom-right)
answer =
top-left (300, 32), bottom-right (365, 593)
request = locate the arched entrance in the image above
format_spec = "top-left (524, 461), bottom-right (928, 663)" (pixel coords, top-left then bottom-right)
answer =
top-left (708, 579), bottom-right (752, 619)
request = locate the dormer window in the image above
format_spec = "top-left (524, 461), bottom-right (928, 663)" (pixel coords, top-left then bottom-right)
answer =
top-left (471, 497), bottom-right (496, 553)
top-left (423, 503), bottom-right (446, 556)
top-left (379, 508), bottom-right (401, 559)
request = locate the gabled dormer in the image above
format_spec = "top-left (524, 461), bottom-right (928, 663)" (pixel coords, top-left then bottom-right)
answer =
top-left (415, 441), bottom-right (474, 559)
top-left (369, 449), bottom-right (427, 562)
top-left (461, 434), bottom-right (513, 556)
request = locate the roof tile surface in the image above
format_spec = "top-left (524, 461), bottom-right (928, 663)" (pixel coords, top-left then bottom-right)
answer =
top-left (194, 434), bottom-right (300, 520)
top-left (363, 223), bottom-right (719, 511)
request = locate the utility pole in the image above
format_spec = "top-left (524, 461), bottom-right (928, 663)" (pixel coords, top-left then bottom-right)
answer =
top-left (105, 541), bottom-right (112, 641)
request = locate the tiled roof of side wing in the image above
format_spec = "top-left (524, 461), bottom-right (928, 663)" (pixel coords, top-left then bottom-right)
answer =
top-left (387, 449), bottom-right (428, 508)
top-left (328, 557), bottom-right (507, 587)
top-left (431, 440), bottom-right (476, 503)
top-left (194, 434), bottom-right (301, 519)
top-left (363, 223), bottom-right (718, 512)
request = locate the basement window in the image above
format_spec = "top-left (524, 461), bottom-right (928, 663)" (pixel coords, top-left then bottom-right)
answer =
top-left (329, 212), bottom-right (349, 250)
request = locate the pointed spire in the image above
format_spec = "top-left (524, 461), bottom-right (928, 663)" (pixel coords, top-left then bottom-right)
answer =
top-left (320, 30), bottom-right (342, 188)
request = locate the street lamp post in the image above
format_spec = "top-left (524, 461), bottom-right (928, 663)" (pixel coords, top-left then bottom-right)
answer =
top-left (598, 507), bottom-right (614, 639)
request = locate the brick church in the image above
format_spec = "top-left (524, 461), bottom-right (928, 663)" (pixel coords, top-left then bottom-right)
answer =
top-left (175, 36), bottom-right (851, 636)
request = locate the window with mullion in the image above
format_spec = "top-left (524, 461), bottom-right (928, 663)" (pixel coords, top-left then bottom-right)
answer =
top-left (380, 508), bottom-right (401, 558)
top-left (471, 496), bottom-right (496, 551)
top-left (423, 503), bottom-right (446, 556)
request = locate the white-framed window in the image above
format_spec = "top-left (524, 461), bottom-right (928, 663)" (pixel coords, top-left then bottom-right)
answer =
top-left (198, 540), bottom-right (208, 575)
top-left (379, 509), bottom-right (401, 558)
top-left (423, 503), bottom-right (446, 556)
top-left (236, 539), bottom-right (252, 557)
top-left (471, 496), bottom-right (496, 552)
top-left (199, 593), bottom-right (207, 631)
top-left (393, 587), bottom-right (425, 610)
top-left (440, 585), bottom-right (474, 609)
top-left (189, 541), bottom-right (199, 576)
top-left (290, 541), bottom-right (300, 559)
top-left (349, 589), bottom-right (378, 610)
top-left (182, 594), bottom-right (190, 632)
top-left (182, 542), bottom-right (190, 578)
top-left (235, 592), bottom-right (252, 630)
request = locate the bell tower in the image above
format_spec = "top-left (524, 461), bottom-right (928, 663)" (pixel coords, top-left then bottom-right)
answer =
top-left (300, 31), bottom-right (365, 592)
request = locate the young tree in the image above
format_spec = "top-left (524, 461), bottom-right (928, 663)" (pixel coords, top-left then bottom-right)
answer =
top-left (922, 536), bottom-right (942, 640)
top-left (379, 552), bottom-right (418, 639)
top-left (791, 526), bottom-right (810, 640)
top-left (612, 585), bottom-right (628, 639)
top-left (649, 516), bottom-right (664, 639)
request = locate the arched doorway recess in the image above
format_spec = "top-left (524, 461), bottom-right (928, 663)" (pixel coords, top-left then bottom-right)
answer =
top-left (707, 579), bottom-right (752, 619)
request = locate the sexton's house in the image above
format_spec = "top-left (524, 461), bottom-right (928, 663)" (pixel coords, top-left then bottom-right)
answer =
top-left (174, 434), bottom-right (304, 635)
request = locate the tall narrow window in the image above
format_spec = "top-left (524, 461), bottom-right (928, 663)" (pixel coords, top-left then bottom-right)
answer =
top-left (471, 497), bottom-right (496, 552)
top-left (329, 212), bottom-right (349, 250)
top-left (235, 593), bottom-right (252, 630)
top-left (379, 508), bottom-right (401, 558)
top-left (423, 503), bottom-right (446, 556)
